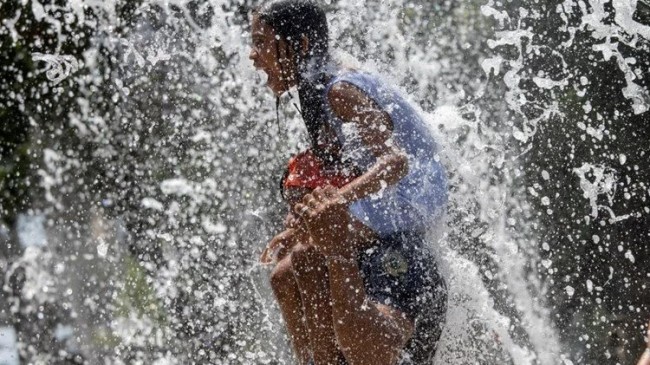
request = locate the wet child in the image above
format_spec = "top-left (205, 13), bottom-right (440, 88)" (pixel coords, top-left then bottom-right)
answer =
top-left (250, 1), bottom-right (448, 364)
top-left (260, 149), bottom-right (355, 264)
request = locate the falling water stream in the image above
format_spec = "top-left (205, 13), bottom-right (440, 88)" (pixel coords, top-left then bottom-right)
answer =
top-left (1, 0), bottom-right (648, 364)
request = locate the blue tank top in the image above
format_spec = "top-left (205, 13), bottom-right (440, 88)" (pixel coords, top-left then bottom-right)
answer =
top-left (322, 70), bottom-right (448, 237)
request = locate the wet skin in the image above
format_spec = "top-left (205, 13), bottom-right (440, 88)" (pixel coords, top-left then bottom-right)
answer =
top-left (251, 13), bottom-right (416, 365)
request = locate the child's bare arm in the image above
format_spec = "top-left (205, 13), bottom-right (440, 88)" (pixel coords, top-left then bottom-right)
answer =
top-left (260, 225), bottom-right (310, 264)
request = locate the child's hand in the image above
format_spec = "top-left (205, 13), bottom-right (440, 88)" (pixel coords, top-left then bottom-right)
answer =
top-left (260, 228), bottom-right (303, 264)
top-left (260, 229), bottom-right (293, 264)
top-left (293, 185), bottom-right (354, 259)
top-left (284, 212), bottom-right (300, 229)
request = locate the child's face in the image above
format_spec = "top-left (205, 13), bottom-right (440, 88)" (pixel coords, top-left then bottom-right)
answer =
top-left (249, 14), bottom-right (294, 96)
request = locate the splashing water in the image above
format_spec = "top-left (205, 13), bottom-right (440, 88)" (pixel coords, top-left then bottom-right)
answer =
top-left (32, 53), bottom-right (80, 85)
top-left (1, 0), bottom-right (648, 364)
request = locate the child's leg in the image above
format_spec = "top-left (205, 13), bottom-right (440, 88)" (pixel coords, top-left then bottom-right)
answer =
top-left (270, 246), bottom-right (312, 365)
top-left (327, 256), bottom-right (414, 365)
top-left (294, 188), bottom-right (416, 365)
top-left (291, 244), bottom-right (346, 365)
top-left (274, 228), bottom-right (412, 365)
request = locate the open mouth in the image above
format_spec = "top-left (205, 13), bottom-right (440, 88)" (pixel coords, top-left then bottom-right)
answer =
top-left (255, 69), bottom-right (269, 85)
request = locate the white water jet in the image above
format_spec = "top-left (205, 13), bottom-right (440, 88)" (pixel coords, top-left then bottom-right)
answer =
top-left (3, 0), bottom-right (648, 363)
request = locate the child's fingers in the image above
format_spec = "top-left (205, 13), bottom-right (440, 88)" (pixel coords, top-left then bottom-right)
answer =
top-left (270, 245), bottom-right (283, 262)
top-left (312, 185), bottom-right (332, 199)
top-left (260, 245), bottom-right (279, 264)
top-left (301, 192), bottom-right (321, 209)
top-left (313, 187), bottom-right (334, 202)
top-left (294, 202), bottom-right (310, 217)
top-left (274, 245), bottom-right (290, 262)
top-left (323, 185), bottom-right (337, 197)
top-left (261, 234), bottom-right (285, 264)
top-left (261, 238), bottom-right (283, 263)
top-left (287, 215), bottom-right (300, 228)
top-left (260, 241), bottom-right (288, 264)
top-left (259, 247), bottom-right (272, 264)
top-left (312, 186), bottom-right (325, 200)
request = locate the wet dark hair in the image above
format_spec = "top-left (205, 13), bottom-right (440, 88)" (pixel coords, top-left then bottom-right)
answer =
top-left (256, 0), bottom-right (338, 164)
top-left (256, 0), bottom-right (329, 69)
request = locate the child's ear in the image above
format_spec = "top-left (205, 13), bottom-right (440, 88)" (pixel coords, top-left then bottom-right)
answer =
top-left (278, 38), bottom-right (289, 61)
top-left (300, 35), bottom-right (310, 57)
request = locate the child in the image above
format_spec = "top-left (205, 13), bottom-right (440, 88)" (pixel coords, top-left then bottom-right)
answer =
top-left (260, 149), bottom-right (355, 264)
top-left (250, 1), bottom-right (447, 364)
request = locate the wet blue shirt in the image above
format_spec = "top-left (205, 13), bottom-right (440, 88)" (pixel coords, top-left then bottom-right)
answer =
top-left (323, 70), bottom-right (448, 237)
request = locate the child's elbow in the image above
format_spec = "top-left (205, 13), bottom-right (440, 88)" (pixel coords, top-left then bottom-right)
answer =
top-left (396, 151), bottom-right (409, 178)
top-left (388, 151), bottom-right (409, 182)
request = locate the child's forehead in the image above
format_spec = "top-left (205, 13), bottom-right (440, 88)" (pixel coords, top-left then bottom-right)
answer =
top-left (251, 14), bottom-right (272, 37)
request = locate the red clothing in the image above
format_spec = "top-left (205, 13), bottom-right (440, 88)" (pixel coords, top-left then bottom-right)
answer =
top-left (283, 149), bottom-right (354, 190)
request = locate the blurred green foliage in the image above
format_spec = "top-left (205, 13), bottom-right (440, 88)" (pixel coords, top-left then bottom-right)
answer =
top-left (114, 255), bottom-right (167, 322)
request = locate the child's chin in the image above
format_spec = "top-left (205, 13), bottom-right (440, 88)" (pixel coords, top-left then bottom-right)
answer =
top-left (266, 78), bottom-right (290, 96)
top-left (269, 83), bottom-right (286, 96)
top-left (256, 70), bottom-right (277, 93)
